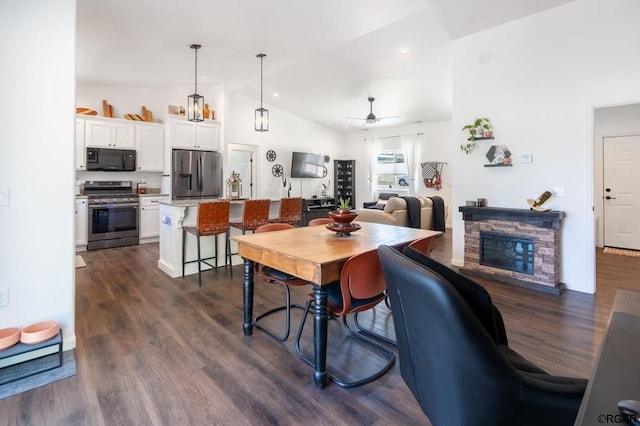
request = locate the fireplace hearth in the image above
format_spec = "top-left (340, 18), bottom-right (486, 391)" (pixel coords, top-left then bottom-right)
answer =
top-left (459, 206), bottom-right (565, 294)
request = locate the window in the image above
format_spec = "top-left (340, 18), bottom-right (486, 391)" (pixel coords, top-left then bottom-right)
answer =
top-left (375, 147), bottom-right (409, 191)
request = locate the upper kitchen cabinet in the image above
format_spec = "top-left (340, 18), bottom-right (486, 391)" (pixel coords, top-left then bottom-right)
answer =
top-left (76, 115), bottom-right (165, 172)
top-left (164, 115), bottom-right (220, 151)
top-left (84, 117), bottom-right (135, 149)
top-left (136, 123), bottom-right (164, 171)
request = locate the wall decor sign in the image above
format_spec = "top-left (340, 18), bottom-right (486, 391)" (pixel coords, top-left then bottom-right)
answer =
top-left (266, 150), bottom-right (276, 162)
top-left (484, 145), bottom-right (512, 167)
top-left (272, 163), bottom-right (283, 177)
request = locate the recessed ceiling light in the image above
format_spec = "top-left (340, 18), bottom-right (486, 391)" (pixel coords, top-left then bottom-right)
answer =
top-left (273, 92), bottom-right (279, 98)
top-left (399, 48), bottom-right (410, 57)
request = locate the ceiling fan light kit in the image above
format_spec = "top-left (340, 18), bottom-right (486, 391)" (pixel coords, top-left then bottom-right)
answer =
top-left (255, 53), bottom-right (269, 132)
top-left (187, 44), bottom-right (204, 122)
top-left (347, 97), bottom-right (400, 126)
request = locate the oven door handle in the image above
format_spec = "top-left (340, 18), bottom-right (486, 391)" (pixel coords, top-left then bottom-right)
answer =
top-left (89, 203), bottom-right (139, 208)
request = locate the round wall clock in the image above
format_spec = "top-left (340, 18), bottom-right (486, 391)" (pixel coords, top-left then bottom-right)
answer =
top-left (266, 150), bottom-right (277, 162)
top-left (272, 164), bottom-right (284, 177)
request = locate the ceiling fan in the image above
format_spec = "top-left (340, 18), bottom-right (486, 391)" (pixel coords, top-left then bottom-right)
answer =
top-left (347, 97), bottom-right (400, 125)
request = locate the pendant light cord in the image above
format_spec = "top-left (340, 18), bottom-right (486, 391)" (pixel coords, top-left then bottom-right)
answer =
top-left (194, 46), bottom-right (199, 95)
top-left (257, 53), bottom-right (266, 109)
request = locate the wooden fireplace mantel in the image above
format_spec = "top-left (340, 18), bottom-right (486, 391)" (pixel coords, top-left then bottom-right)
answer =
top-left (458, 206), bottom-right (564, 230)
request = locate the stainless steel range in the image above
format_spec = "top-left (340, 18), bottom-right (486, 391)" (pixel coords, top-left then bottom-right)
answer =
top-left (84, 181), bottom-right (139, 250)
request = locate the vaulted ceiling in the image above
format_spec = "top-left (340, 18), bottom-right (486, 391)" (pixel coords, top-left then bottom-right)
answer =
top-left (76, 0), bottom-right (574, 133)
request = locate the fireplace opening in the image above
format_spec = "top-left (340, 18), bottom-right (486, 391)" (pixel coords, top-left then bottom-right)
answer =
top-left (480, 232), bottom-right (534, 275)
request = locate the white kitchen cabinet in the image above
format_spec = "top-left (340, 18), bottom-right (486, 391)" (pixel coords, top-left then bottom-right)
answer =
top-left (196, 121), bottom-right (220, 151)
top-left (76, 198), bottom-right (88, 249)
top-left (136, 124), bottom-right (164, 171)
top-left (165, 115), bottom-right (220, 151)
top-left (84, 118), bottom-right (135, 149)
top-left (75, 119), bottom-right (86, 170)
top-left (140, 195), bottom-right (170, 241)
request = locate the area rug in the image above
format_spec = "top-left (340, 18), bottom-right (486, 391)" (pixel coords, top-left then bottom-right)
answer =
top-left (75, 255), bottom-right (86, 268)
top-left (603, 247), bottom-right (640, 258)
top-left (0, 350), bottom-right (77, 400)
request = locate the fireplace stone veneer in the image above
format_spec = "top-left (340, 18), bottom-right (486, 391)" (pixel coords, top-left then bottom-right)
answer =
top-left (459, 206), bottom-right (565, 295)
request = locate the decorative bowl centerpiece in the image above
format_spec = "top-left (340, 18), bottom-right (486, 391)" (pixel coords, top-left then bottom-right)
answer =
top-left (326, 197), bottom-right (361, 236)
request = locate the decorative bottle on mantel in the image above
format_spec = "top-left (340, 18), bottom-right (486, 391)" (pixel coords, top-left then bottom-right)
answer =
top-left (526, 190), bottom-right (553, 211)
top-left (533, 191), bottom-right (552, 207)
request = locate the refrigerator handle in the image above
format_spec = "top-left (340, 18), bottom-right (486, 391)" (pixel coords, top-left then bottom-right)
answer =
top-left (197, 156), bottom-right (203, 192)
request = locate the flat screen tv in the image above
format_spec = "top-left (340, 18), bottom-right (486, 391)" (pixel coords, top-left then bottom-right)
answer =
top-left (291, 152), bottom-right (325, 178)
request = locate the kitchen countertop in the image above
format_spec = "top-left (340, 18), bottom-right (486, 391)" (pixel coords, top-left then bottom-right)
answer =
top-left (159, 198), bottom-right (276, 207)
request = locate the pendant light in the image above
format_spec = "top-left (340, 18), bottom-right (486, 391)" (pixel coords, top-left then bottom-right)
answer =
top-left (255, 53), bottom-right (269, 132)
top-left (188, 44), bottom-right (204, 122)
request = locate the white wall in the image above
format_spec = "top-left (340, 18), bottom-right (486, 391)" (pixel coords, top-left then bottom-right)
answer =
top-left (0, 0), bottom-right (77, 348)
top-left (225, 92), bottom-right (344, 200)
top-left (342, 121), bottom-right (453, 224)
top-left (451, 0), bottom-right (640, 293)
top-left (593, 103), bottom-right (640, 246)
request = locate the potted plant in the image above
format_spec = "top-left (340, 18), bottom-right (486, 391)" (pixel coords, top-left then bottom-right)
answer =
top-left (337, 197), bottom-right (351, 213)
top-left (461, 117), bottom-right (491, 154)
top-left (329, 197), bottom-right (358, 224)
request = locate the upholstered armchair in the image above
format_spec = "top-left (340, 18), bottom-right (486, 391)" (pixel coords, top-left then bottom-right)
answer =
top-left (377, 245), bottom-right (587, 426)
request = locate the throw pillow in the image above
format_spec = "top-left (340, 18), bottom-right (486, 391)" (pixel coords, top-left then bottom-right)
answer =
top-left (402, 246), bottom-right (502, 344)
top-left (383, 197), bottom-right (406, 213)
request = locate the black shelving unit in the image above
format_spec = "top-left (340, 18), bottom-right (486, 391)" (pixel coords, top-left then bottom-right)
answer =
top-left (334, 160), bottom-right (355, 208)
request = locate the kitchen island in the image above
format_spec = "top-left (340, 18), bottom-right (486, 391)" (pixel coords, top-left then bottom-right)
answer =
top-left (157, 199), bottom-right (280, 278)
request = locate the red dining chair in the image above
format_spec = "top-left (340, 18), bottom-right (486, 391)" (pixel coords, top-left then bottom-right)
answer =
top-left (307, 218), bottom-right (334, 226)
top-left (253, 223), bottom-right (309, 342)
top-left (294, 249), bottom-right (395, 388)
top-left (408, 235), bottom-right (437, 256)
top-left (182, 201), bottom-right (232, 287)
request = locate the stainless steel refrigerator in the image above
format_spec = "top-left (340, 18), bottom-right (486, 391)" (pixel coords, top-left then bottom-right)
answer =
top-left (172, 149), bottom-right (222, 199)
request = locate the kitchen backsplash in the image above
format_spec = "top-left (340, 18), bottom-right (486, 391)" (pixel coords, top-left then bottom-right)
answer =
top-left (76, 171), bottom-right (162, 193)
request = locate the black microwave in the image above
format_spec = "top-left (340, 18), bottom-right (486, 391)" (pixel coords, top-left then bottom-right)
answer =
top-left (86, 148), bottom-right (136, 171)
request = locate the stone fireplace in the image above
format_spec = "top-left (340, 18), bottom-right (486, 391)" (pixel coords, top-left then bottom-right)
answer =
top-left (459, 206), bottom-right (565, 294)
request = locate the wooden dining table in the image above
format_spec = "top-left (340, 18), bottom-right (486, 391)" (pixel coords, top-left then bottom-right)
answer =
top-left (231, 221), bottom-right (441, 388)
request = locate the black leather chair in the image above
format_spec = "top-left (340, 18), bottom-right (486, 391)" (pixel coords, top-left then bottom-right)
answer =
top-left (377, 245), bottom-right (587, 426)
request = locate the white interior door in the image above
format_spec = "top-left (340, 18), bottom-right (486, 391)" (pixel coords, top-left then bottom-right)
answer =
top-left (228, 144), bottom-right (257, 199)
top-left (603, 135), bottom-right (640, 249)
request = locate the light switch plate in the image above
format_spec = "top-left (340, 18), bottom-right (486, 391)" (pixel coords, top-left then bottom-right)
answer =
top-left (520, 153), bottom-right (533, 164)
top-left (553, 186), bottom-right (567, 197)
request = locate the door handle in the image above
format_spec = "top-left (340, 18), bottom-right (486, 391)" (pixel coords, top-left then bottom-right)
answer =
top-left (605, 195), bottom-right (617, 200)
top-left (197, 157), bottom-right (203, 191)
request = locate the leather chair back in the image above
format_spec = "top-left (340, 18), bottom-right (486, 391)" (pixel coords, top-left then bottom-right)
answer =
top-left (197, 201), bottom-right (230, 235)
top-left (377, 245), bottom-right (585, 426)
top-left (278, 197), bottom-right (302, 226)
top-left (240, 199), bottom-right (271, 231)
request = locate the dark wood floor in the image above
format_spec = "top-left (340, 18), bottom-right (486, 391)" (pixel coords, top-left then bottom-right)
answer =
top-left (2, 232), bottom-right (640, 425)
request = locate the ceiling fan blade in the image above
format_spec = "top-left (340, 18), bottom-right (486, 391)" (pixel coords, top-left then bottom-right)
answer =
top-left (346, 117), bottom-right (367, 121)
top-left (377, 116), bottom-right (401, 120)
